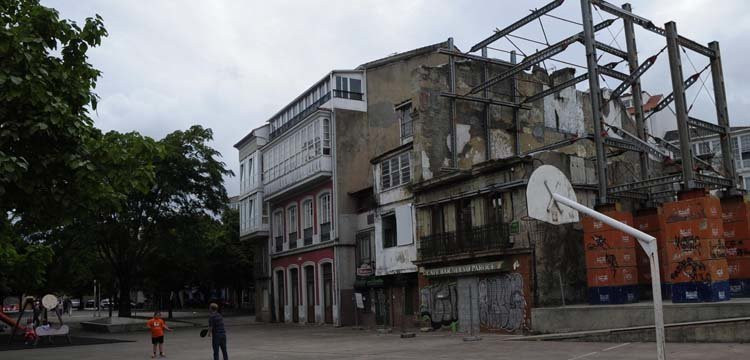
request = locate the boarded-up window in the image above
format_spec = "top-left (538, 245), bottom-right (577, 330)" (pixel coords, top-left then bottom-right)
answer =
top-left (396, 204), bottom-right (413, 246)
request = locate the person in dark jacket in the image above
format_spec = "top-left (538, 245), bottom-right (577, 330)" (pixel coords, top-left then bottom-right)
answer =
top-left (208, 303), bottom-right (228, 360)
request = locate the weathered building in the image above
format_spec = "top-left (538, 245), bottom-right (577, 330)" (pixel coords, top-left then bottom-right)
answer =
top-left (347, 42), bottom-right (453, 329)
top-left (402, 53), bottom-right (644, 333)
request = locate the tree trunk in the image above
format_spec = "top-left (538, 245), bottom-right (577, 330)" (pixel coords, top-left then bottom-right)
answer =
top-left (117, 276), bottom-right (132, 317)
top-left (168, 291), bottom-right (173, 319)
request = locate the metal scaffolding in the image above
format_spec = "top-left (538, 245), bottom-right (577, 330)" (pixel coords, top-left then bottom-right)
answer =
top-left (439, 0), bottom-right (738, 205)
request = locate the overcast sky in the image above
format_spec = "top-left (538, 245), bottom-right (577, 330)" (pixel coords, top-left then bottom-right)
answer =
top-left (43, 0), bottom-right (750, 196)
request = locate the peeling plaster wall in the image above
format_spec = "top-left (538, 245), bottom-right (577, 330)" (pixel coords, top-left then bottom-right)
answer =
top-left (411, 61), bottom-right (641, 188)
top-left (374, 200), bottom-right (417, 276)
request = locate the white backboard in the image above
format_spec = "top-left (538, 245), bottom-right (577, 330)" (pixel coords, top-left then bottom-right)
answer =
top-left (526, 165), bottom-right (579, 225)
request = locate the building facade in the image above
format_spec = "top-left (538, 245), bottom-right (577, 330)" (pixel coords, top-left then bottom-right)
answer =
top-left (237, 39), bottom-right (647, 332)
top-left (233, 125), bottom-right (270, 321)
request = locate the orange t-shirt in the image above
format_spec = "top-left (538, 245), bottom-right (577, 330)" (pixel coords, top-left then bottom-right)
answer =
top-left (147, 318), bottom-right (166, 338)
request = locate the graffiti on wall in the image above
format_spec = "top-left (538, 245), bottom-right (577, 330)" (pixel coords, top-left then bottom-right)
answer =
top-left (419, 281), bottom-right (458, 329)
top-left (478, 272), bottom-right (526, 331)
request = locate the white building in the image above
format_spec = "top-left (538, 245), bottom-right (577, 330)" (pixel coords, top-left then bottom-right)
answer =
top-left (664, 126), bottom-right (750, 190)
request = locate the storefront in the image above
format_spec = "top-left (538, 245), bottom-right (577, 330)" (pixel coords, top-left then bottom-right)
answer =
top-left (418, 254), bottom-right (532, 333)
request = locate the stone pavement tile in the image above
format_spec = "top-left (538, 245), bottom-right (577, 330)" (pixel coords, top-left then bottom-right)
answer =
top-left (2, 323), bottom-right (749, 360)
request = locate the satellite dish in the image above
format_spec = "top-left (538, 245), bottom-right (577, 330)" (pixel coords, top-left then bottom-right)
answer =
top-left (526, 165), bottom-right (579, 225)
top-left (42, 294), bottom-right (59, 310)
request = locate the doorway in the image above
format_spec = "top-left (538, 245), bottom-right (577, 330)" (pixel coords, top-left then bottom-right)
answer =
top-left (322, 263), bottom-right (333, 324)
top-left (291, 268), bottom-right (299, 323)
top-left (276, 270), bottom-right (285, 323)
top-left (305, 266), bottom-right (315, 323)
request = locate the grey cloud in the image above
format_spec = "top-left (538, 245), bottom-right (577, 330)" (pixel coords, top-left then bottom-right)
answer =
top-left (43, 0), bottom-right (750, 196)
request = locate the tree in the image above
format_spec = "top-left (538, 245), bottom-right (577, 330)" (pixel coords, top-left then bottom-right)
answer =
top-left (0, 0), bottom-right (107, 228)
top-left (207, 208), bottom-right (253, 307)
top-left (1, 1), bottom-right (106, 297)
top-left (92, 126), bottom-right (231, 317)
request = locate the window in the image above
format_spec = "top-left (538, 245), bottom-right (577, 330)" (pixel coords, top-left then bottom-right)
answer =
top-left (334, 76), bottom-right (363, 100)
top-left (274, 211), bottom-right (284, 252)
top-left (398, 102), bottom-right (413, 139)
top-left (740, 135), bottom-right (750, 168)
top-left (319, 193), bottom-right (332, 242)
top-left (486, 193), bottom-right (503, 225)
top-left (356, 231), bottom-right (373, 267)
top-left (251, 199), bottom-right (256, 227)
top-left (303, 200), bottom-right (313, 245)
top-left (382, 214), bottom-right (396, 248)
top-left (263, 117), bottom-right (333, 183)
top-left (349, 78), bottom-right (362, 100)
top-left (239, 163), bottom-right (245, 192)
top-left (698, 141), bottom-right (710, 155)
top-left (381, 152), bottom-right (411, 190)
top-left (288, 205), bottom-right (298, 249)
top-left (431, 206), bottom-right (444, 236)
top-left (323, 118), bottom-right (331, 155)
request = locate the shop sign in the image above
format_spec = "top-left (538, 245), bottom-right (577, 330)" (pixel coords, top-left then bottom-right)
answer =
top-left (356, 264), bottom-right (373, 276)
top-left (422, 261), bottom-right (506, 277)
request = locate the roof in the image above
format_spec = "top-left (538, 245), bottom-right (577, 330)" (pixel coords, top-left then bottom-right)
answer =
top-left (627, 94), bottom-right (663, 115)
top-left (664, 126), bottom-right (750, 142)
top-left (356, 39), bottom-right (455, 70)
top-left (234, 124), bottom-right (269, 149)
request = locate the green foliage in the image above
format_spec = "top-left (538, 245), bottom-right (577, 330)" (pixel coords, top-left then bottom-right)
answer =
top-left (0, 217), bottom-right (53, 296)
top-left (0, 0), bottom-right (107, 229)
top-left (91, 126), bottom-right (231, 316)
top-left (207, 208), bottom-right (253, 290)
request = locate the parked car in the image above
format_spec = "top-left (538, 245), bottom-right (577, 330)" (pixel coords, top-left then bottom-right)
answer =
top-left (71, 299), bottom-right (81, 308)
top-left (85, 299), bottom-right (96, 309)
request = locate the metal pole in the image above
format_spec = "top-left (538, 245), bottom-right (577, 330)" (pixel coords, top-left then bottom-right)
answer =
top-left (551, 192), bottom-right (666, 360)
top-left (448, 38), bottom-right (458, 168)
top-left (482, 47), bottom-right (492, 160)
top-left (580, 0), bottom-right (608, 204)
top-left (511, 51), bottom-right (520, 156)
top-left (665, 21), bottom-right (695, 190)
top-left (709, 41), bottom-right (737, 189)
top-left (622, 3), bottom-right (649, 180)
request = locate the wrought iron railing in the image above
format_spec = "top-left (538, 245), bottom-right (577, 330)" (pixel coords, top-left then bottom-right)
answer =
top-left (333, 89), bottom-right (364, 101)
top-left (269, 92), bottom-right (331, 140)
top-left (320, 222), bottom-right (331, 242)
top-left (289, 232), bottom-right (297, 249)
top-left (275, 236), bottom-right (283, 253)
top-left (418, 222), bottom-right (511, 260)
top-left (303, 228), bottom-right (313, 246)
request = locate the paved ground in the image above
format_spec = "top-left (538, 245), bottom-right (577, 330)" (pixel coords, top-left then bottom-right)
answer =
top-left (2, 322), bottom-right (749, 360)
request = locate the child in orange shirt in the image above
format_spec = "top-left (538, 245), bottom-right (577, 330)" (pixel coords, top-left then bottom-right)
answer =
top-left (146, 311), bottom-right (172, 358)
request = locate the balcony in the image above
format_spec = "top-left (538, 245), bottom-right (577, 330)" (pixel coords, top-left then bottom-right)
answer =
top-left (418, 223), bottom-right (511, 261)
top-left (264, 155), bottom-right (332, 199)
top-left (240, 222), bottom-right (269, 239)
top-left (289, 232), bottom-right (298, 249)
top-left (303, 228), bottom-right (313, 246)
top-left (320, 222), bottom-right (331, 242)
top-left (275, 236), bottom-right (283, 253)
top-left (270, 92), bottom-right (330, 140)
top-left (333, 90), bottom-right (363, 101)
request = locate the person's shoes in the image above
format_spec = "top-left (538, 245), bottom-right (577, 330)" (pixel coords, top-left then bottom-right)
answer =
top-left (159, 353), bottom-right (166, 357)
top-left (151, 354), bottom-right (156, 359)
